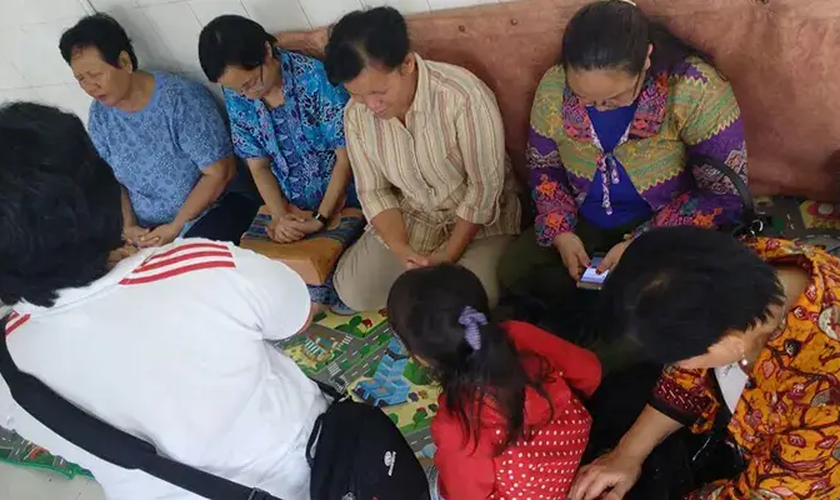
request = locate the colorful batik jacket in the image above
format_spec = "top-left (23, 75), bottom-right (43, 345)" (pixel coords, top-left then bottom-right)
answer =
top-left (652, 238), bottom-right (840, 500)
top-left (528, 58), bottom-right (748, 246)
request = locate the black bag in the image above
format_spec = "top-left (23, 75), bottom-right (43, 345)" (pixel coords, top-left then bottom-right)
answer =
top-left (307, 394), bottom-right (430, 500)
top-left (0, 315), bottom-right (429, 500)
top-left (688, 154), bottom-right (777, 238)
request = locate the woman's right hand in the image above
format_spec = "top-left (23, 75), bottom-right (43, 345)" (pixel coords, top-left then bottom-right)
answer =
top-left (269, 214), bottom-right (306, 243)
top-left (569, 450), bottom-right (643, 500)
top-left (554, 232), bottom-right (590, 281)
top-left (122, 225), bottom-right (149, 247)
top-left (393, 244), bottom-right (430, 270)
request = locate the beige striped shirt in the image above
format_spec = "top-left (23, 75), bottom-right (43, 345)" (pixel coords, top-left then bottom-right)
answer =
top-left (345, 55), bottom-right (521, 254)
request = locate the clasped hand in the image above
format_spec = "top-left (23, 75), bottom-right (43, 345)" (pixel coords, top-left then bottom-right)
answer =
top-left (394, 245), bottom-right (452, 270)
top-left (123, 223), bottom-right (182, 248)
top-left (269, 209), bottom-right (324, 244)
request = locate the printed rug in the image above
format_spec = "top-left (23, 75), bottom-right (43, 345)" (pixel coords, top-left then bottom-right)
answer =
top-left (5, 195), bottom-right (838, 478)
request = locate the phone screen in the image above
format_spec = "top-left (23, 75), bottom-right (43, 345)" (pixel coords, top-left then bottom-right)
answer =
top-left (580, 256), bottom-right (608, 286)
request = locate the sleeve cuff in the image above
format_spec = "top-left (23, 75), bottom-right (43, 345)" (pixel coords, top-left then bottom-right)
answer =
top-left (536, 212), bottom-right (576, 247)
top-left (455, 203), bottom-right (494, 226)
top-left (648, 396), bottom-right (701, 428)
top-left (360, 194), bottom-right (400, 221)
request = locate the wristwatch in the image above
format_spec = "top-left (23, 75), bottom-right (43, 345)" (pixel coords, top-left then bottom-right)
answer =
top-left (312, 211), bottom-right (328, 226)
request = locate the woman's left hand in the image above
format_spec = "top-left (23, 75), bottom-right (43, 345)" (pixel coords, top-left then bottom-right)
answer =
top-left (107, 244), bottom-right (139, 269)
top-left (295, 218), bottom-right (325, 235)
top-left (282, 212), bottom-right (324, 236)
top-left (598, 240), bottom-right (631, 274)
top-left (139, 222), bottom-right (183, 248)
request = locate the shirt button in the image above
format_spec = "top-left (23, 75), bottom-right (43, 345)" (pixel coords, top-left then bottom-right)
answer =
top-left (784, 339), bottom-right (801, 356)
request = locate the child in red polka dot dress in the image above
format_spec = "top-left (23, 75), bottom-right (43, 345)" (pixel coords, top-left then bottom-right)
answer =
top-left (387, 264), bottom-right (602, 499)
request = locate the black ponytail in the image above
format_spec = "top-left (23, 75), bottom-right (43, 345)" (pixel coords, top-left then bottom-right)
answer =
top-left (561, 0), bottom-right (713, 74)
top-left (387, 264), bottom-right (553, 451)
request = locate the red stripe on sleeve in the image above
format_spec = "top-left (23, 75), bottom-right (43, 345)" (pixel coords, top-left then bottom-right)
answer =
top-left (120, 261), bottom-right (236, 285)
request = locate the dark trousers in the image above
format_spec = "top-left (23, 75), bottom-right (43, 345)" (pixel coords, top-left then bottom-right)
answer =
top-left (184, 192), bottom-right (259, 245)
top-left (584, 364), bottom-right (745, 499)
top-left (497, 218), bottom-right (646, 372)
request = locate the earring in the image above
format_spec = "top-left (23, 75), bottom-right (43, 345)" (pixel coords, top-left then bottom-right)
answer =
top-left (739, 347), bottom-right (749, 368)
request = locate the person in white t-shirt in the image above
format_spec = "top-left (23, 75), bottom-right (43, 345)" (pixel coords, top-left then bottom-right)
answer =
top-left (0, 102), bottom-right (325, 500)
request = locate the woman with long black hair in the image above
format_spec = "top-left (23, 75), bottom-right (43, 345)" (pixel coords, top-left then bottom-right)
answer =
top-left (387, 264), bottom-right (601, 499)
top-left (499, 0), bottom-right (748, 349)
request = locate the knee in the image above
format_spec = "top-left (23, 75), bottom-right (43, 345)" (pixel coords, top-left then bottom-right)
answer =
top-left (333, 258), bottom-right (385, 312)
top-left (485, 278), bottom-right (502, 309)
top-left (497, 241), bottom-right (521, 290)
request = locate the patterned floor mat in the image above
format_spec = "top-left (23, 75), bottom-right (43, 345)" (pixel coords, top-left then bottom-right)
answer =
top-left (4, 195), bottom-right (838, 478)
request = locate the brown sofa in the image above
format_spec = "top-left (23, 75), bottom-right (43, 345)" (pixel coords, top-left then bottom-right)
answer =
top-left (281, 0), bottom-right (840, 202)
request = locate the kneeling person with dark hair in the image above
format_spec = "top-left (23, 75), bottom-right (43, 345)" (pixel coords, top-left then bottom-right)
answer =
top-left (570, 226), bottom-right (840, 499)
top-left (0, 103), bottom-right (324, 500)
top-left (326, 7), bottom-right (521, 312)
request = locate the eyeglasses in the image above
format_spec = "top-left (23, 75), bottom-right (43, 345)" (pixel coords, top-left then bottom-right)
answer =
top-left (593, 71), bottom-right (645, 110)
top-left (238, 65), bottom-right (264, 96)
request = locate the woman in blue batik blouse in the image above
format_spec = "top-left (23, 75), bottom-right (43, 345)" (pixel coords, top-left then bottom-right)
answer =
top-left (199, 15), bottom-right (359, 308)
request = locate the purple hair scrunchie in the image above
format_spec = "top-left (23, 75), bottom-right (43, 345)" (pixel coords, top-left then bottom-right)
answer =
top-left (459, 306), bottom-right (487, 351)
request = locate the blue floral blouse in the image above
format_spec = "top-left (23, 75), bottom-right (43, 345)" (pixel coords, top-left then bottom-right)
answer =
top-left (224, 49), bottom-right (358, 212)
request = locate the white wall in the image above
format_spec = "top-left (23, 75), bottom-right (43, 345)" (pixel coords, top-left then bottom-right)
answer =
top-left (0, 0), bottom-right (510, 123)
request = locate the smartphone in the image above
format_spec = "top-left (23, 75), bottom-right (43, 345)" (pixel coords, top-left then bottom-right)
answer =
top-left (578, 254), bottom-right (608, 290)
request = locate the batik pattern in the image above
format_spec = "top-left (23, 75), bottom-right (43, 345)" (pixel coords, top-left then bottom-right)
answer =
top-left (528, 59), bottom-right (747, 246)
top-left (653, 238), bottom-right (840, 499)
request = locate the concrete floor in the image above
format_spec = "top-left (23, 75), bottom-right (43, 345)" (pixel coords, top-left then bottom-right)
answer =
top-left (0, 462), bottom-right (104, 500)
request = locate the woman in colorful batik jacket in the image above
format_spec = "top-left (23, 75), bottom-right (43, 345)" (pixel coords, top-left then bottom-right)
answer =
top-left (498, 1), bottom-right (747, 345)
top-left (570, 227), bottom-right (840, 500)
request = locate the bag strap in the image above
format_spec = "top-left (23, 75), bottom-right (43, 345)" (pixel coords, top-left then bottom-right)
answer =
top-left (687, 154), bottom-right (764, 236)
top-left (0, 315), bottom-right (281, 500)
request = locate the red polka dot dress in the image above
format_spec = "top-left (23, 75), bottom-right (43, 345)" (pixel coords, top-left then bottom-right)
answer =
top-left (431, 321), bottom-right (601, 500)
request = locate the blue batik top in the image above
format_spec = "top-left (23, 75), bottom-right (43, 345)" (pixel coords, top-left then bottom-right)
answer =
top-left (579, 102), bottom-right (652, 229)
top-left (224, 49), bottom-right (358, 212)
top-left (88, 72), bottom-right (233, 227)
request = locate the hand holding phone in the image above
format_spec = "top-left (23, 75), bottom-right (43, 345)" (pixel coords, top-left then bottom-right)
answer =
top-left (578, 254), bottom-right (608, 290)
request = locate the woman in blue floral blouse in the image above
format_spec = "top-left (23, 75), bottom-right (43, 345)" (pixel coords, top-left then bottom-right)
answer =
top-left (199, 15), bottom-right (359, 307)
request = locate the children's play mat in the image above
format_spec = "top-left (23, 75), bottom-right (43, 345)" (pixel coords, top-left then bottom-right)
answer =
top-left (5, 195), bottom-right (840, 480)
top-left (0, 309), bottom-right (440, 479)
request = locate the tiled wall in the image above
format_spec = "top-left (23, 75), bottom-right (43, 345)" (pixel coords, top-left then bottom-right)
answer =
top-left (0, 0), bottom-right (512, 123)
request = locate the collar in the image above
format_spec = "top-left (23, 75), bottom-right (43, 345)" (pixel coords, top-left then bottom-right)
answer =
top-left (562, 69), bottom-right (671, 142)
top-left (11, 249), bottom-right (153, 317)
top-left (408, 53), bottom-right (431, 116)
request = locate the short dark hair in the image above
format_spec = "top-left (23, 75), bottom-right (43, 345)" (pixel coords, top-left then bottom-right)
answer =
top-left (59, 13), bottom-right (138, 71)
top-left (561, 0), bottom-right (711, 74)
top-left (598, 227), bottom-right (785, 364)
top-left (324, 6), bottom-right (409, 85)
top-left (198, 15), bottom-right (276, 83)
top-left (387, 264), bottom-right (553, 452)
top-left (0, 102), bottom-right (123, 308)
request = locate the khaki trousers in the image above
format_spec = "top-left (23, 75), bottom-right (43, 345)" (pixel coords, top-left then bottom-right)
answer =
top-left (334, 232), bottom-right (512, 312)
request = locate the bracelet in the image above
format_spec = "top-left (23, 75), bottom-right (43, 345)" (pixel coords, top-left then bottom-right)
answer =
top-left (312, 211), bottom-right (328, 225)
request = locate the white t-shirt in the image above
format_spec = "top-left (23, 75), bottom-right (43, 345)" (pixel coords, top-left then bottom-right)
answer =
top-left (0, 239), bottom-right (326, 500)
